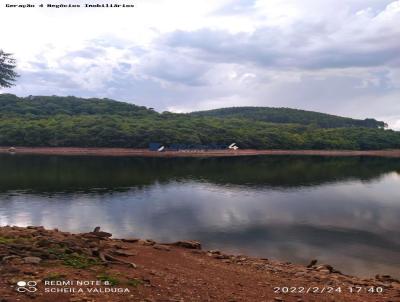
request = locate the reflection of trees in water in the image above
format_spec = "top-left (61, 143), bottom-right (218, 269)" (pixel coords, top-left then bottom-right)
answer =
top-left (1, 154), bottom-right (400, 193)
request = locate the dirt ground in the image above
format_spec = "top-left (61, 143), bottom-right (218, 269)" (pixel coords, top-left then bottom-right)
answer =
top-left (0, 226), bottom-right (399, 302)
top-left (1, 147), bottom-right (400, 158)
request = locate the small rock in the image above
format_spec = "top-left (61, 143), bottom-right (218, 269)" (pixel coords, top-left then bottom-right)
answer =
top-left (113, 249), bottom-right (137, 257)
top-left (171, 240), bottom-right (201, 250)
top-left (121, 238), bottom-right (139, 243)
top-left (2, 255), bottom-right (21, 262)
top-left (36, 239), bottom-right (53, 247)
top-left (23, 256), bottom-right (42, 264)
top-left (139, 239), bottom-right (156, 246)
top-left (27, 226), bottom-right (44, 230)
top-left (376, 274), bottom-right (399, 283)
top-left (294, 272), bottom-right (306, 277)
top-left (93, 226), bottom-right (101, 233)
top-left (315, 264), bottom-right (334, 273)
top-left (90, 231), bottom-right (112, 239)
top-left (214, 254), bottom-right (230, 260)
top-left (113, 244), bottom-right (126, 249)
top-left (153, 244), bottom-right (171, 251)
top-left (306, 259), bottom-right (318, 268)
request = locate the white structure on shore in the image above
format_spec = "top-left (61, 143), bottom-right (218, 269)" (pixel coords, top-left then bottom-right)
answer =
top-left (228, 143), bottom-right (239, 150)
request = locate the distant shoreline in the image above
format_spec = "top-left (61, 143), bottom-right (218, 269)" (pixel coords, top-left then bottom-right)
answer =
top-left (1, 147), bottom-right (400, 158)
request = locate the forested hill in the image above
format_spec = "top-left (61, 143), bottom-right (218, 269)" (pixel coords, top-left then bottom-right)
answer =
top-left (0, 94), bottom-right (156, 117)
top-left (190, 107), bottom-right (386, 129)
top-left (0, 94), bottom-right (385, 129)
top-left (0, 93), bottom-right (399, 150)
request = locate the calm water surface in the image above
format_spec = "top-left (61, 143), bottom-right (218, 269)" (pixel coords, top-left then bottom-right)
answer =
top-left (0, 154), bottom-right (399, 278)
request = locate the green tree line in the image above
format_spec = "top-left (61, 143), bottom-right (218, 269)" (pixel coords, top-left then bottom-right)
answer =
top-left (0, 94), bottom-right (399, 150)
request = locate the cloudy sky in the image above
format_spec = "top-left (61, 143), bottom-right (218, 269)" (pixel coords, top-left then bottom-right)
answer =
top-left (1, 0), bottom-right (400, 128)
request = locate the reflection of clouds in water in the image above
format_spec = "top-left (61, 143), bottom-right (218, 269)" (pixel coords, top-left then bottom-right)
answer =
top-left (138, 179), bottom-right (400, 234)
top-left (0, 175), bottom-right (400, 278)
top-left (1, 177), bottom-right (400, 236)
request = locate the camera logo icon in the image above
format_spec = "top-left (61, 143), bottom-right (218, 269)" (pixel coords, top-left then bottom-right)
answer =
top-left (16, 281), bottom-right (38, 293)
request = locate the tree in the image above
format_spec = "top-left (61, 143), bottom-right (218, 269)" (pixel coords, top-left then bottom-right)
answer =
top-left (0, 50), bottom-right (18, 88)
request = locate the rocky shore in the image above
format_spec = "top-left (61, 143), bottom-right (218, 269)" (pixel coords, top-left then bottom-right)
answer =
top-left (0, 226), bottom-right (399, 302)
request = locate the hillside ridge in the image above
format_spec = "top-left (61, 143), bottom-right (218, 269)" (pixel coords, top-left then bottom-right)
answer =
top-left (0, 94), bottom-right (398, 150)
top-left (0, 94), bottom-right (385, 129)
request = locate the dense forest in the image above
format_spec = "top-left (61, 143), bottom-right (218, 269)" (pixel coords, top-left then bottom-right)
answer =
top-left (191, 107), bottom-right (387, 129)
top-left (0, 93), bottom-right (399, 150)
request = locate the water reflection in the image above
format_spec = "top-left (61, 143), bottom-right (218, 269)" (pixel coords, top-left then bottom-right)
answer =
top-left (0, 154), bottom-right (399, 278)
top-left (1, 155), bottom-right (400, 193)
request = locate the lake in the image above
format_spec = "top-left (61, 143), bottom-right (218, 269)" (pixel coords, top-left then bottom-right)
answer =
top-left (0, 154), bottom-right (399, 278)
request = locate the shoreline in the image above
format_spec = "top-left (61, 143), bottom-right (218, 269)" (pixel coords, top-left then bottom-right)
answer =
top-left (2, 147), bottom-right (400, 158)
top-left (0, 226), bottom-right (399, 302)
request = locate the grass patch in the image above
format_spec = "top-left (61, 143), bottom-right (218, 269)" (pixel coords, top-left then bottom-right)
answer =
top-left (0, 236), bottom-right (14, 244)
top-left (45, 248), bottom-right (101, 269)
top-left (60, 253), bottom-right (101, 269)
top-left (43, 273), bottom-right (67, 281)
top-left (126, 278), bottom-right (143, 287)
top-left (14, 237), bottom-right (33, 244)
top-left (47, 247), bottom-right (66, 255)
top-left (0, 236), bottom-right (36, 245)
top-left (97, 273), bottom-right (120, 286)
